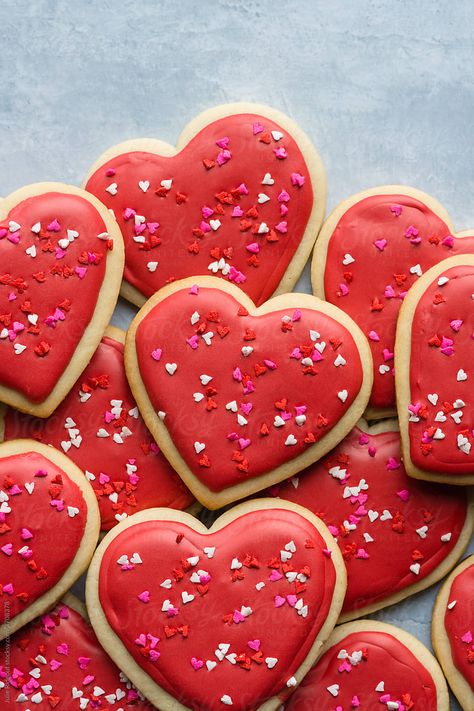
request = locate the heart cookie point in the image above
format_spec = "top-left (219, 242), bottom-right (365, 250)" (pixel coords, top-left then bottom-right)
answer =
top-left (1, 597), bottom-right (152, 709)
top-left (396, 255), bottom-right (474, 484)
top-left (312, 187), bottom-right (474, 416)
top-left (125, 277), bottom-right (372, 508)
top-left (285, 621), bottom-right (448, 711)
top-left (0, 183), bottom-right (124, 416)
top-left (85, 104), bottom-right (326, 308)
top-left (86, 501), bottom-right (346, 711)
top-left (0, 440), bottom-right (99, 641)
top-left (266, 421), bottom-right (472, 619)
top-left (433, 555), bottom-right (474, 709)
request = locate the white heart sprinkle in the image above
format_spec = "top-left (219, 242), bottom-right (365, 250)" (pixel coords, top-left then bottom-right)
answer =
top-left (194, 442), bottom-right (206, 454)
top-left (337, 389), bottom-right (348, 403)
top-left (165, 363), bottom-right (177, 375)
top-left (138, 180), bottom-right (150, 192)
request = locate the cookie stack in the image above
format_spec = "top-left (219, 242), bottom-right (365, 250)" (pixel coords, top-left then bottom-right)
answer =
top-left (0, 104), bottom-right (472, 710)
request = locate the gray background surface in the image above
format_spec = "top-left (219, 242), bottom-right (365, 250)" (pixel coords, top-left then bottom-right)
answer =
top-left (1, 1), bottom-right (473, 708)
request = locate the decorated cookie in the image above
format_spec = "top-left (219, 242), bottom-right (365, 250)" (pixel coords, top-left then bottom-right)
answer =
top-left (266, 419), bottom-right (473, 620)
top-left (86, 500), bottom-right (346, 711)
top-left (312, 185), bottom-right (474, 416)
top-left (124, 276), bottom-right (373, 508)
top-left (84, 103), bottom-right (326, 308)
top-left (0, 327), bottom-right (195, 531)
top-left (285, 620), bottom-right (449, 710)
top-left (0, 595), bottom-right (153, 709)
top-left (396, 255), bottom-right (474, 484)
top-left (0, 183), bottom-right (124, 417)
top-left (432, 554), bottom-right (474, 710)
top-left (0, 440), bottom-right (99, 641)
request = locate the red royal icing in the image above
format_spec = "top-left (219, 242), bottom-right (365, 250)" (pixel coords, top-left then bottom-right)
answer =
top-left (85, 113), bottom-right (315, 306)
top-left (3, 335), bottom-right (194, 531)
top-left (408, 264), bottom-right (474, 475)
top-left (322, 194), bottom-right (474, 410)
top-left (0, 451), bottom-right (86, 624)
top-left (444, 560), bottom-right (474, 691)
top-left (285, 629), bottom-right (438, 710)
top-left (267, 425), bottom-right (467, 615)
top-left (134, 285), bottom-right (364, 492)
top-left (98, 509), bottom-right (338, 711)
top-left (0, 192), bottom-right (109, 403)
top-left (0, 602), bottom-right (153, 708)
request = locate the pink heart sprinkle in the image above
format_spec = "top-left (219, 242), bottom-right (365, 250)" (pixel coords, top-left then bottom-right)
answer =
top-left (248, 639), bottom-right (261, 651)
top-left (274, 595), bottom-right (286, 607)
top-left (374, 239), bottom-right (387, 251)
top-left (191, 657), bottom-right (204, 670)
top-left (151, 348), bottom-right (162, 361)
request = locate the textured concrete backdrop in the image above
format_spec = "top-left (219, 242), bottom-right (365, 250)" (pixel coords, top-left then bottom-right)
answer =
top-left (1, 1), bottom-right (473, 708)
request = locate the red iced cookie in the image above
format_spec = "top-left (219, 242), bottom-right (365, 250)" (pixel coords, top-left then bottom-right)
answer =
top-left (86, 501), bottom-right (346, 711)
top-left (125, 277), bottom-right (372, 508)
top-left (433, 555), bottom-right (474, 710)
top-left (312, 186), bottom-right (474, 416)
top-left (396, 255), bottom-right (474, 484)
top-left (0, 440), bottom-right (99, 640)
top-left (266, 420), bottom-right (473, 619)
top-left (1, 327), bottom-right (194, 531)
top-left (0, 183), bottom-right (124, 416)
top-left (85, 103), bottom-right (326, 308)
top-left (0, 596), bottom-right (153, 709)
top-left (285, 621), bottom-right (449, 710)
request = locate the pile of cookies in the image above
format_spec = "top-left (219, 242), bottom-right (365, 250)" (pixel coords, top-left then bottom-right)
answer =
top-left (0, 103), bottom-right (472, 710)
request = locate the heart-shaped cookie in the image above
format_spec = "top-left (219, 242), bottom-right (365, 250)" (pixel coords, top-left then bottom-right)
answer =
top-left (266, 419), bottom-right (473, 620)
top-left (0, 595), bottom-right (153, 709)
top-left (432, 554), bottom-right (474, 711)
top-left (285, 621), bottom-right (449, 710)
top-left (86, 501), bottom-right (346, 711)
top-left (0, 440), bottom-right (99, 640)
top-left (84, 103), bottom-right (326, 308)
top-left (0, 183), bottom-right (124, 416)
top-left (0, 327), bottom-right (195, 531)
top-left (312, 186), bottom-right (474, 417)
top-left (125, 277), bottom-right (372, 508)
top-left (396, 255), bottom-right (474, 484)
